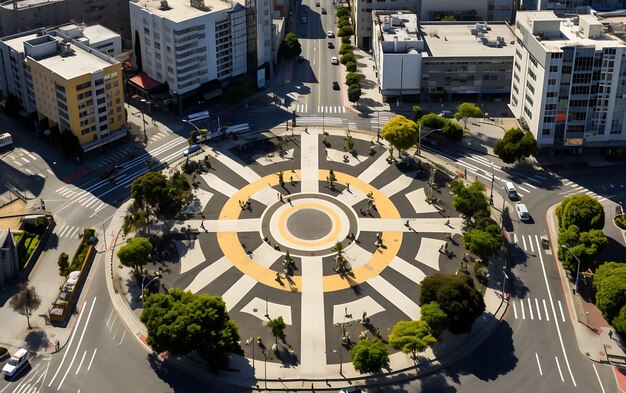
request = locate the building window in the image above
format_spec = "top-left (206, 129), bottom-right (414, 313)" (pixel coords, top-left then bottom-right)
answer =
top-left (542, 128), bottom-right (551, 136)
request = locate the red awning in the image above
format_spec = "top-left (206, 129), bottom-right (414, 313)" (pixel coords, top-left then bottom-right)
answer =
top-left (129, 72), bottom-right (161, 91)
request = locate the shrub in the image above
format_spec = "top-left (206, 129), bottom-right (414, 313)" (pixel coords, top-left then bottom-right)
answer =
top-left (420, 113), bottom-right (447, 130)
top-left (615, 214), bottom-right (626, 230)
top-left (339, 44), bottom-right (353, 55)
top-left (69, 228), bottom-right (96, 271)
top-left (345, 72), bottom-right (359, 86)
top-left (346, 61), bottom-right (357, 72)
top-left (340, 52), bottom-right (356, 65)
top-left (341, 37), bottom-right (351, 44)
top-left (441, 121), bottom-right (464, 141)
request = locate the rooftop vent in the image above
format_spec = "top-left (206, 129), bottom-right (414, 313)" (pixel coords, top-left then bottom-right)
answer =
top-left (159, 0), bottom-right (171, 10)
top-left (190, 0), bottom-right (210, 11)
top-left (58, 43), bottom-right (76, 57)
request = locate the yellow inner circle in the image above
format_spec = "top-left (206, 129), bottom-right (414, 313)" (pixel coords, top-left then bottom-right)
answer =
top-left (277, 202), bottom-right (342, 247)
top-left (216, 170), bottom-right (402, 292)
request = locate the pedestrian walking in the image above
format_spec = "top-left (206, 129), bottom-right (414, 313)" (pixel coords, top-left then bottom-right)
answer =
top-left (346, 182), bottom-right (350, 192)
top-left (609, 330), bottom-right (614, 339)
top-left (280, 194), bottom-right (284, 203)
top-left (200, 220), bottom-right (205, 229)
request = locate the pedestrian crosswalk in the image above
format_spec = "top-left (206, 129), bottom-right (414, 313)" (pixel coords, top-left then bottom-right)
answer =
top-left (97, 147), bottom-right (133, 167)
top-left (150, 131), bottom-right (168, 142)
top-left (509, 297), bottom-right (567, 323)
top-left (295, 116), bottom-right (344, 126)
top-left (292, 104), bottom-right (346, 114)
top-left (370, 115), bottom-right (393, 131)
top-left (558, 180), bottom-right (612, 202)
top-left (56, 224), bottom-right (83, 239)
top-left (7, 148), bottom-right (38, 167)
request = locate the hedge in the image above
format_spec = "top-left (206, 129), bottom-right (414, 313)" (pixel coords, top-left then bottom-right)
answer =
top-left (69, 228), bottom-right (96, 272)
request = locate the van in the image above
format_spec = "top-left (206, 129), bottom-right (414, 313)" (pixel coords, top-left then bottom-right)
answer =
top-left (504, 182), bottom-right (518, 200)
top-left (2, 348), bottom-right (28, 377)
top-left (516, 203), bottom-right (530, 221)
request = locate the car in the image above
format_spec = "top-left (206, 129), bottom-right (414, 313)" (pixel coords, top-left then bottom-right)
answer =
top-left (315, 1), bottom-right (320, 6)
top-left (100, 165), bottom-right (121, 180)
top-left (331, 56), bottom-right (339, 65)
top-left (327, 41), bottom-right (334, 49)
top-left (183, 144), bottom-right (201, 157)
top-left (438, 110), bottom-right (453, 118)
top-left (321, 7), bottom-right (327, 13)
top-left (332, 81), bottom-right (340, 90)
top-left (2, 348), bottom-right (28, 377)
top-left (516, 203), bottom-right (530, 221)
top-left (339, 388), bottom-right (362, 393)
top-left (421, 137), bottom-right (438, 146)
top-left (327, 31), bottom-right (335, 38)
top-left (504, 181), bottom-right (519, 200)
top-left (302, 17), bottom-right (307, 23)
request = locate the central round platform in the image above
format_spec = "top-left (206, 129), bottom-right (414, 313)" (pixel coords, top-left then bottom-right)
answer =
top-left (286, 208), bottom-right (332, 240)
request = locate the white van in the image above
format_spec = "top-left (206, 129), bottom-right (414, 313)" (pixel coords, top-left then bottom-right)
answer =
top-left (516, 203), bottom-right (530, 221)
top-left (2, 348), bottom-right (28, 377)
top-left (504, 182), bottom-right (519, 200)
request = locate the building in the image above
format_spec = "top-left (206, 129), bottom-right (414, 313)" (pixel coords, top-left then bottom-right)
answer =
top-left (352, 0), bottom-right (514, 50)
top-left (372, 12), bottom-right (515, 102)
top-left (0, 0), bottom-right (130, 42)
top-left (56, 24), bottom-right (123, 57)
top-left (510, 11), bottom-right (626, 155)
top-left (0, 230), bottom-right (19, 286)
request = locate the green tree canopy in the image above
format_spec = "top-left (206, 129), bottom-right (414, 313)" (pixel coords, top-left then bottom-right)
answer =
top-left (451, 180), bottom-right (490, 220)
top-left (336, 5), bottom-right (350, 18)
top-left (557, 225), bottom-right (607, 273)
top-left (58, 129), bottom-right (81, 159)
top-left (463, 226), bottom-right (503, 260)
top-left (339, 43), bottom-right (353, 55)
top-left (350, 338), bottom-right (389, 374)
top-left (117, 237), bottom-right (153, 272)
top-left (346, 61), bottom-right (357, 72)
top-left (419, 273), bottom-right (485, 334)
top-left (337, 17), bottom-right (351, 29)
top-left (279, 32), bottom-right (302, 59)
top-left (441, 120), bottom-right (464, 141)
top-left (556, 194), bottom-right (605, 232)
top-left (454, 102), bottom-right (483, 129)
top-left (58, 252), bottom-right (70, 276)
top-left (420, 302), bottom-right (448, 337)
top-left (419, 113), bottom-right (446, 130)
top-left (388, 320), bottom-right (436, 357)
top-left (441, 14), bottom-right (457, 21)
top-left (267, 316), bottom-right (286, 343)
top-left (345, 72), bottom-right (359, 86)
top-left (593, 262), bottom-right (626, 328)
top-left (412, 106), bottom-right (424, 121)
top-left (380, 115), bottom-right (418, 155)
top-left (338, 25), bottom-right (355, 38)
top-left (340, 52), bottom-right (356, 65)
top-left (348, 84), bottom-right (362, 103)
top-left (493, 128), bottom-right (540, 164)
top-left (140, 288), bottom-right (240, 370)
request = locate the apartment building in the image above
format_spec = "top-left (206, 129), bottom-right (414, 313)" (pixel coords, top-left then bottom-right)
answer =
top-left (510, 11), bottom-right (626, 155)
top-left (0, 0), bottom-right (130, 41)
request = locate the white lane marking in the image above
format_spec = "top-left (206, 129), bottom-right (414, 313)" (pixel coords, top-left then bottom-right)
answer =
top-left (520, 300), bottom-right (526, 319)
top-left (20, 157), bottom-right (29, 164)
top-left (535, 353), bottom-right (543, 376)
top-left (12, 160), bottom-right (22, 166)
top-left (75, 351), bottom-right (87, 375)
top-left (523, 182), bottom-right (537, 189)
top-left (91, 202), bottom-right (107, 216)
top-left (527, 297), bottom-right (534, 320)
top-left (543, 299), bottom-right (550, 322)
top-left (87, 348), bottom-right (97, 372)
top-left (108, 315), bottom-right (117, 332)
top-left (535, 298), bottom-right (542, 320)
top-left (593, 363), bottom-right (607, 393)
top-left (25, 168), bottom-right (33, 174)
top-left (116, 331), bottom-right (126, 346)
top-left (57, 297), bottom-right (98, 390)
top-left (513, 302), bottom-right (518, 319)
top-left (529, 237), bottom-right (534, 253)
top-left (558, 300), bottom-right (566, 322)
top-left (535, 235), bottom-right (577, 386)
top-left (522, 236), bottom-right (527, 251)
top-left (517, 185), bottom-right (531, 193)
top-left (106, 308), bottom-right (114, 328)
top-left (48, 299), bottom-right (92, 387)
top-left (555, 356), bottom-right (564, 382)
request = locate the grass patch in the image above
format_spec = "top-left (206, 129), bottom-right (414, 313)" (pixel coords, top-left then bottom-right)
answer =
top-left (69, 228), bottom-right (96, 272)
top-left (18, 232), bottom-right (40, 270)
top-left (615, 214), bottom-right (626, 230)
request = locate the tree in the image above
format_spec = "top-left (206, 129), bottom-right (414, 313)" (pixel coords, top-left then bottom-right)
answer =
top-left (339, 44), bottom-right (353, 55)
top-left (117, 237), bottom-right (153, 272)
top-left (419, 113), bottom-right (447, 130)
top-left (388, 320), bottom-right (436, 358)
top-left (345, 72), bottom-right (359, 86)
top-left (441, 14), bottom-right (456, 21)
top-left (346, 61), bottom-right (357, 72)
top-left (494, 128), bottom-right (540, 164)
top-left (350, 338), bottom-right (389, 374)
top-left (267, 316), bottom-right (286, 343)
top-left (4, 94), bottom-right (22, 118)
top-left (380, 115), bottom-right (418, 157)
top-left (58, 252), bottom-right (70, 276)
top-left (557, 225), bottom-right (607, 273)
top-left (338, 25), bottom-right (355, 38)
top-left (336, 5), bottom-right (350, 18)
top-left (279, 32), bottom-right (302, 59)
top-left (412, 106), bottom-right (424, 121)
top-left (463, 227), bottom-right (502, 260)
top-left (348, 84), bottom-right (362, 104)
top-left (337, 17), bottom-right (351, 29)
top-left (454, 102), bottom-right (483, 129)
top-left (556, 194), bottom-right (605, 232)
top-left (441, 121), bottom-right (464, 141)
top-left (420, 302), bottom-right (448, 337)
top-left (419, 273), bottom-right (485, 334)
top-left (140, 288), bottom-right (240, 370)
top-left (10, 284), bottom-right (41, 329)
top-left (451, 180), bottom-right (490, 220)
top-left (593, 262), bottom-right (626, 327)
top-left (58, 129), bottom-right (81, 159)
top-left (340, 52), bottom-right (356, 65)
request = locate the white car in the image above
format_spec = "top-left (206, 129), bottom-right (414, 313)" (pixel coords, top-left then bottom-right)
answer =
top-left (516, 203), bottom-right (530, 221)
top-left (327, 31), bottom-right (335, 38)
top-left (2, 348), bottom-right (28, 377)
top-left (331, 56), bottom-right (339, 65)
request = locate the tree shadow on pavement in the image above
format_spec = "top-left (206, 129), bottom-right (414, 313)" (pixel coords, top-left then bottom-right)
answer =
top-left (443, 321), bottom-right (518, 382)
top-left (24, 330), bottom-right (50, 352)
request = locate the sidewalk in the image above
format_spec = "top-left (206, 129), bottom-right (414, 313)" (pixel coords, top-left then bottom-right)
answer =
top-left (101, 126), bottom-right (510, 391)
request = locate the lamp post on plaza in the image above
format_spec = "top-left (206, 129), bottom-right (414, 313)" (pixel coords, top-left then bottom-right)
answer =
top-left (140, 98), bottom-right (151, 144)
top-left (561, 245), bottom-right (582, 294)
top-left (140, 270), bottom-right (162, 303)
top-left (417, 125), bottom-right (442, 156)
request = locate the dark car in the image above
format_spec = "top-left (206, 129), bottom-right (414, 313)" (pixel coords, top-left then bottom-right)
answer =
top-left (321, 7), bottom-right (327, 13)
top-left (328, 41), bottom-right (334, 48)
top-left (332, 81), bottom-right (340, 90)
top-left (100, 165), bottom-right (121, 180)
top-left (316, 1), bottom-right (320, 6)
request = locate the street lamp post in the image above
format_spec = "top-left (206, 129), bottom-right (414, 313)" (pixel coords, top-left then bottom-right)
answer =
top-left (140, 98), bottom-right (151, 144)
top-left (561, 245), bottom-right (582, 293)
top-left (182, 119), bottom-right (201, 132)
top-left (140, 270), bottom-right (162, 303)
top-left (248, 337), bottom-right (255, 371)
top-left (417, 126), bottom-right (442, 156)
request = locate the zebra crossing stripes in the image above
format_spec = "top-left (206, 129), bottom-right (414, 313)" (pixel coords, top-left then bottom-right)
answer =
top-left (57, 225), bottom-right (81, 239)
top-left (294, 104), bottom-right (308, 113)
top-left (316, 106), bottom-right (346, 114)
top-left (558, 184), bottom-right (607, 202)
top-left (510, 298), bottom-right (566, 323)
top-left (97, 147), bottom-right (132, 167)
top-left (296, 116), bottom-right (344, 126)
top-left (150, 132), bottom-right (168, 142)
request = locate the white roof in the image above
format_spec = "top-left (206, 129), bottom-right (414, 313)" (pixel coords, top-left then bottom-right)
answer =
top-left (421, 23), bottom-right (516, 58)
top-left (135, 0), bottom-right (242, 22)
top-left (31, 40), bottom-right (115, 80)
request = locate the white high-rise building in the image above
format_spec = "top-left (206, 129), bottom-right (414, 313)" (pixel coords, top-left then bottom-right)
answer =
top-left (130, 0), bottom-right (249, 97)
top-left (510, 11), bottom-right (626, 156)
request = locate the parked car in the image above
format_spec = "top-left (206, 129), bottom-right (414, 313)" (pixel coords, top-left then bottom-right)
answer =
top-left (332, 81), bottom-right (340, 90)
top-left (328, 41), bottom-right (334, 49)
top-left (183, 144), bottom-right (201, 157)
top-left (321, 7), bottom-right (327, 13)
top-left (331, 56), bottom-right (339, 65)
top-left (327, 31), bottom-right (335, 38)
top-left (315, 1), bottom-right (320, 6)
top-left (439, 110), bottom-right (453, 118)
top-left (2, 348), bottom-right (28, 377)
top-left (100, 165), bottom-right (121, 180)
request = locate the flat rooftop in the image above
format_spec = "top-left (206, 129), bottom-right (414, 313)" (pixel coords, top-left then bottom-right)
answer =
top-left (2, 32), bottom-right (38, 53)
top-left (421, 23), bottom-right (516, 57)
top-left (0, 0), bottom-right (65, 10)
top-left (71, 24), bottom-right (119, 43)
top-left (31, 38), bottom-right (116, 80)
top-left (376, 12), bottom-right (420, 43)
top-left (133, 0), bottom-right (241, 22)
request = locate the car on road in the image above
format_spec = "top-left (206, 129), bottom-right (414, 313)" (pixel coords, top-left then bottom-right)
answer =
top-left (421, 137), bottom-right (438, 146)
top-left (2, 348), bottom-right (28, 377)
top-left (315, 1), bottom-right (320, 6)
top-left (327, 31), bottom-right (335, 38)
top-left (321, 7), bottom-right (327, 13)
top-left (505, 181), bottom-right (519, 200)
top-left (183, 144), bottom-right (201, 157)
top-left (302, 17), bottom-right (307, 23)
top-left (439, 110), bottom-right (453, 118)
top-left (516, 203), bottom-right (530, 221)
top-left (331, 56), bottom-right (339, 65)
top-left (100, 165), bottom-right (121, 180)
top-left (327, 41), bottom-right (334, 48)
top-left (332, 81), bottom-right (340, 90)
top-left (339, 387), bottom-right (362, 393)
